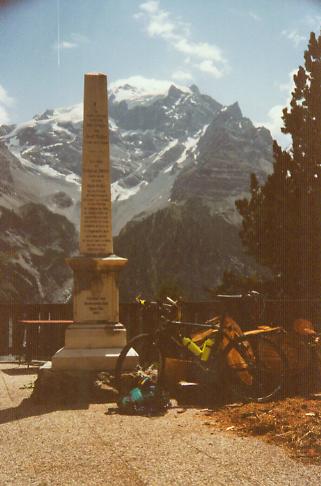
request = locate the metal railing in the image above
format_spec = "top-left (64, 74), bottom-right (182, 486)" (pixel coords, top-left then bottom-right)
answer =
top-left (0, 299), bottom-right (320, 361)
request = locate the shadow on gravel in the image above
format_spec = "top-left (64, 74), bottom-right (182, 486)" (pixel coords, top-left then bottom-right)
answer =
top-left (0, 397), bottom-right (90, 425)
top-left (2, 367), bottom-right (41, 376)
top-left (0, 370), bottom-right (119, 426)
top-left (170, 383), bottom-right (232, 409)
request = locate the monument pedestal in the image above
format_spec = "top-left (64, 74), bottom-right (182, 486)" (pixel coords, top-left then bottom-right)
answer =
top-left (52, 255), bottom-right (133, 371)
top-left (52, 347), bottom-right (137, 371)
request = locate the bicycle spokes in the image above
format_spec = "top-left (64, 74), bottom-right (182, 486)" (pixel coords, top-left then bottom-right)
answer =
top-left (226, 337), bottom-right (286, 402)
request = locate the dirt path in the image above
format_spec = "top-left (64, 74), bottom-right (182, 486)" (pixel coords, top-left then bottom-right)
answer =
top-left (1, 363), bottom-right (321, 485)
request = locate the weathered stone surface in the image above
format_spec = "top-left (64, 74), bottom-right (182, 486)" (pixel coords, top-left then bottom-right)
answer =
top-left (80, 73), bottom-right (113, 255)
top-left (67, 255), bottom-right (127, 324)
top-left (64, 323), bottom-right (126, 349)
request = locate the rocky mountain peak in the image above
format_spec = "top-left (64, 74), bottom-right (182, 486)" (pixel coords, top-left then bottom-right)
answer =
top-left (167, 84), bottom-right (185, 100)
top-left (33, 109), bottom-right (55, 121)
top-left (0, 124), bottom-right (15, 137)
top-left (190, 84), bottom-right (200, 95)
top-left (218, 102), bottom-right (243, 121)
top-left (171, 97), bottom-right (273, 207)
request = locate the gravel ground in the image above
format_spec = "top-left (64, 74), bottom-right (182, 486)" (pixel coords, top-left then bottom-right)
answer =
top-left (1, 362), bottom-right (321, 485)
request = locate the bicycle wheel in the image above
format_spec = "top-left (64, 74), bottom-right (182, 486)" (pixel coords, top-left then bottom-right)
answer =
top-left (223, 335), bottom-right (287, 403)
top-left (114, 333), bottom-right (164, 396)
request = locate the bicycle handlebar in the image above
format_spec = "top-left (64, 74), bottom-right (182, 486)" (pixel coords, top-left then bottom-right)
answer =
top-left (216, 294), bottom-right (243, 299)
top-left (216, 291), bottom-right (263, 300)
top-left (160, 316), bottom-right (219, 330)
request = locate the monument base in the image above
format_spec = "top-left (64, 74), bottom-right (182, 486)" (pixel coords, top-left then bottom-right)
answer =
top-left (64, 322), bottom-right (126, 349)
top-left (52, 321), bottom-right (137, 371)
top-left (52, 346), bottom-right (137, 371)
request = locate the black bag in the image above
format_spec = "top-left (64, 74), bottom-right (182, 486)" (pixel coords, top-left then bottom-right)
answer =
top-left (118, 377), bottom-right (170, 415)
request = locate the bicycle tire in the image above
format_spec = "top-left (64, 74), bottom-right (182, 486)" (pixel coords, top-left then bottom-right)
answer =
top-left (223, 335), bottom-right (287, 403)
top-left (114, 333), bottom-right (164, 396)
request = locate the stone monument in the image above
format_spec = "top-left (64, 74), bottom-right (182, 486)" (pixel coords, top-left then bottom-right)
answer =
top-left (52, 73), bottom-right (133, 370)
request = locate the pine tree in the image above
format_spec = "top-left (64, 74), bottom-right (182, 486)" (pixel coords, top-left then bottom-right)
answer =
top-left (236, 31), bottom-right (321, 299)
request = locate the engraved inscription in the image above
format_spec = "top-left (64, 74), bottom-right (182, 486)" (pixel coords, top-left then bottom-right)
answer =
top-left (84, 296), bottom-right (109, 316)
top-left (80, 74), bottom-right (113, 255)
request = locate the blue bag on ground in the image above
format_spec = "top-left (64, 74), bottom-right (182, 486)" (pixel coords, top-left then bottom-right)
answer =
top-left (118, 377), bottom-right (170, 415)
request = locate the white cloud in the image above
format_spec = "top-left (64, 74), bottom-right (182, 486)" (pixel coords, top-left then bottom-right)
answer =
top-left (0, 85), bottom-right (14, 107)
top-left (0, 84), bottom-right (14, 125)
top-left (229, 8), bottom-right (261, 22)
top-left (135, 1), bottom-right (228, 79)
top-left (0, 106), bottom-right (10, 125)
top-left (147, 14), bottom-right (176, 37)
top-left (53, 33), bottom-right (89, 51)
top-left (53, 40), bottom-right (77, 50)
top-left (133, 12), bottom-right (143, 20)
top-left (257, 105), bottom-right (289, 144)
top-left (257, 70), bottom-right (297, 148)
top-left (172, 70), bottom-right (193, 81)
top-left (197, 60), bottom-right (223, 78)
top-left (282, 29), bottom-right (307, 47)
top-left (140, 1), bottom-right (159, 14)
top-left (59, 41), bottom-right (77, 49)
top-left (70, 33), bottom-right (89, 44)
top-left (174, 38), bottom-right (223, 62)
top-left (111, 75), bottom-right (174, 95)
top-left (256, 105), bottom-right (290, 149)
top-left (248, 11), bottom-right (261, 21)
top-left (304, 14), bottom-right (321, 29)
top-left (110, 75), bottom-right (191, 102)
top-left (278, 69), bottom-right (296, 94)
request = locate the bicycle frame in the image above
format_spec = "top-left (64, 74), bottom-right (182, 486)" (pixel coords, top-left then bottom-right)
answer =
top-left (138, 294), bottom-right (243, 369)
top-left (157, 317), bottom-right (227, 371)
top-left (137, 294), bottom-right (283, 376)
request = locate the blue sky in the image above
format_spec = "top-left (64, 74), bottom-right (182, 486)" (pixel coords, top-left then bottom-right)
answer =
top-left (0, 0), bottom-right (320, 144)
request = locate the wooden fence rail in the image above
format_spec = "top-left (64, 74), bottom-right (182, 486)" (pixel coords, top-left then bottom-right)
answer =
top-left (0, 300), bottom-right (320, 361)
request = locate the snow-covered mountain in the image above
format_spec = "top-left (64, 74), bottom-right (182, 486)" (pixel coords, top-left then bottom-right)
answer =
top-left (0, 80), bottom-right (273, 234)
top-left (0, 79), bottom-right (276, 302)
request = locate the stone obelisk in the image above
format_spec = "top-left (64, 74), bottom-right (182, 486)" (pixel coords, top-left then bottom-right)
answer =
top-left (52, 73), bottom-right (130, 370)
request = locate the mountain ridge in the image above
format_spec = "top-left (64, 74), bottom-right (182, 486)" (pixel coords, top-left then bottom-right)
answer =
top-left (0, 80), bottom-right (274, 301)
top-left (0, 81), bottom-right (272, 234)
